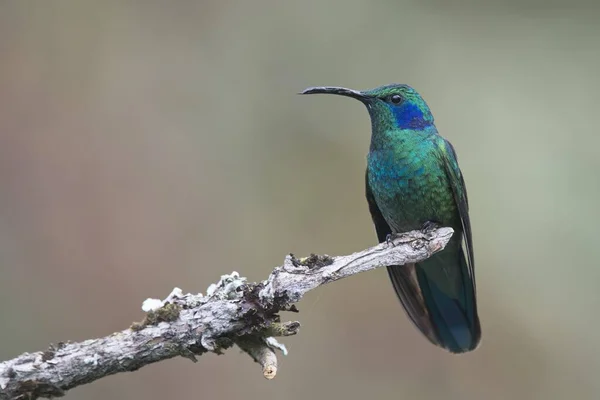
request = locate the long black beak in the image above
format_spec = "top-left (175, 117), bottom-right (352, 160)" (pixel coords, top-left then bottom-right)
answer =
top-left (300, 86), bottom-right (370, 102)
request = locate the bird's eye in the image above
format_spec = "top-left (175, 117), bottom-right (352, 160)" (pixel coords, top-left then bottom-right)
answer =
top-left (390, 94), bottom-right (403, 104)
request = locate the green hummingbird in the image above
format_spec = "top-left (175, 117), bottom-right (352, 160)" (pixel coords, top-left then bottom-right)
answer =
top-left (301, 84), bottom-right (481, 353)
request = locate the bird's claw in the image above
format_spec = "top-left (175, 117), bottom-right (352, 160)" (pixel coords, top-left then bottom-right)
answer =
top-left (421, 221), bottom-right (440, 234)
top-left (385, 234), bottom-right (394, 247)
top-left (385, 233), bottom-right (404, 247)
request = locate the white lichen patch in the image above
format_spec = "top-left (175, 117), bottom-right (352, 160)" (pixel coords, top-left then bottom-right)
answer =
top-left (265, 337), bottom-right (288, 356)
top-left (142, 287), bottom-right (203, 311)
top-left (142, 298), bottom-right (164, 312)
top-left (84, 354), bottom-right (101, 366)
top-left (206, 271), bottom-right (247, 300)
top-left (164, 287), bottom-right (184, 303)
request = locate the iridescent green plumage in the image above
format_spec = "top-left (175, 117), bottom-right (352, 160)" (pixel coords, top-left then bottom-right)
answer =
top-left (302, 84), bottom-right (481, 353)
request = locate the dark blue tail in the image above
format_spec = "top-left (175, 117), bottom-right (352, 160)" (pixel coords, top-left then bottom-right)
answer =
top-left (387, 245), bottom-right (480, 353)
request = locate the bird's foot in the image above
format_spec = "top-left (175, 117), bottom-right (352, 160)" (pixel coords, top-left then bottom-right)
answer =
top-left (421, 220), bottom-right (440, 234)
top-left (385, 233), bottom-right (404, 247)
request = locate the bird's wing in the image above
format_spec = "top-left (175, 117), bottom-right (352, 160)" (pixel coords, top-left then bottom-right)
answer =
top-left (365, 170), bottom-right (393, 243)
top-left (365, 170), bottom-right (440, 345)
top-left (437, 138), bottom-right (475, 284)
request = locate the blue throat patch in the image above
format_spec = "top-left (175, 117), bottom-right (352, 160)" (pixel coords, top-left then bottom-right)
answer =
top-left (391, 102), bottom-right (431, 130)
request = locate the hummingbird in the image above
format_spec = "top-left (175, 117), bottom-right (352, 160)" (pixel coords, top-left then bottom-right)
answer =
top-left (301, 84), bottom-right (481, 353)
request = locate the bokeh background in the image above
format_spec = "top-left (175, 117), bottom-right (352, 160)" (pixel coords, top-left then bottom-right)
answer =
top-left (1, 1), bottom-right (599, 399)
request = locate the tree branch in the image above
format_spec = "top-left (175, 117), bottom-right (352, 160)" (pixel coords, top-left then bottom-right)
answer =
top-left (0, 228), bottom-right (453, 399)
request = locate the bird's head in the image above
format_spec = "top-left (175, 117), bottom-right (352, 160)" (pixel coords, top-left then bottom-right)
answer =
top-left (301, 84), bottom-right (434, 131)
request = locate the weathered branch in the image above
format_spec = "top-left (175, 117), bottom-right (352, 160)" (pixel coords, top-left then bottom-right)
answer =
top-left (0, 228), bottom-right (453, 399)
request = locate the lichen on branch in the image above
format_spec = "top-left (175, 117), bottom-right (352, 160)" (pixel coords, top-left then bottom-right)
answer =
top-left (0, 227), bottom-right (453, 400)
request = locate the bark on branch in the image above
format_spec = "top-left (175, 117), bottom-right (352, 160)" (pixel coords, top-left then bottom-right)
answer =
top-left (0, 228), bottom-right (453, 400)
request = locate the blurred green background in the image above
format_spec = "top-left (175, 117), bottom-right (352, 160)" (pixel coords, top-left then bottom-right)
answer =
top-left (1, 1), bottom-right (599, 399)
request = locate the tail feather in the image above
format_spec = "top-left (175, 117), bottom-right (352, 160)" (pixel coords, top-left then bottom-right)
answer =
top-left (387, 246), bottom-right (480, 353)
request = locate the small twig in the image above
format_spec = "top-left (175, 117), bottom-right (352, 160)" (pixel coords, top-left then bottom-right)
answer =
top-left (236, 336), bottom-right (279, 379)
top-left (0, 227), bottom-right (453, 400)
